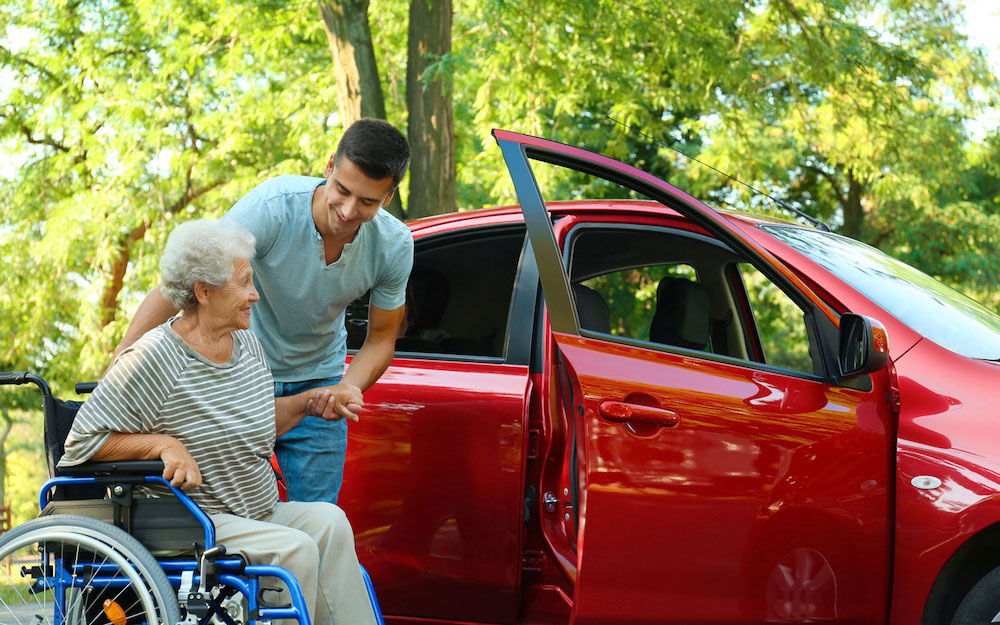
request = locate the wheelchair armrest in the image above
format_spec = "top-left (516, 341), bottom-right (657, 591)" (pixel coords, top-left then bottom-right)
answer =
top-left (75, 381), bottom-right (98, 394)
top-left (59, 460), bottom-right (166, 478)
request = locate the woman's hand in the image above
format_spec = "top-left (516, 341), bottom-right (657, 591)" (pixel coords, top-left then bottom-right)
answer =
top-left (94, 432), bottom-right (202, 490)
top-left (160, 438), bottom-right (202, 489)
top-left (306, 382), bottom-right (363, 423)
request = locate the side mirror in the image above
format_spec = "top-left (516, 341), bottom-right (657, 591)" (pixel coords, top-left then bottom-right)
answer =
top-left (839, 313), bottom-right (890, 378)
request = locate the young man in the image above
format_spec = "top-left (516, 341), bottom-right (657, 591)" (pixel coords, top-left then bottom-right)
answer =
top-left (113, 119), bottom-right (413, 504)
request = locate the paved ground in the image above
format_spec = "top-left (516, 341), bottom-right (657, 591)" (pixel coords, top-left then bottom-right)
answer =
top-left (0, 599), bottom-right (54, 624)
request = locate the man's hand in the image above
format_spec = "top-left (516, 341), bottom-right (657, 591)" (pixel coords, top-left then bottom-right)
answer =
top-left (160, 439), bottom-right (202, 490)
top-left (306, 382), bottom-right (364, 423)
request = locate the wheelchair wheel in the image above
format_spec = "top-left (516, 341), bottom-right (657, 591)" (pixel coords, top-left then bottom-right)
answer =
top-left (0, 514), bottom-right (180, 625)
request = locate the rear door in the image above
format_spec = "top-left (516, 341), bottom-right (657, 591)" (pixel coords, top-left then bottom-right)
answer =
top-left (496, 130), bottom-right (895, 624)
top-left (340, 223), bottom-right (537, 624)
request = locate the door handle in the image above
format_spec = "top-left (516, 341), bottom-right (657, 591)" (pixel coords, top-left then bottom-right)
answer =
top-left (598, 401), bottom-right (680, 428)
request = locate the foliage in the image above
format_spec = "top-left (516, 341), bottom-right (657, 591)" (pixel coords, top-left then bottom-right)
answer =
top-left (0, 405), bottom-right (46, 526)
top-left (0, 0), bottom-right (340, 394)
top-left (1, 0), bottom-right (999, 527)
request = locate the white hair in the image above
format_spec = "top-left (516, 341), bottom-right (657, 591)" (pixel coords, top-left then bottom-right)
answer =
top-left (160, 219), bottom-right (256, 310)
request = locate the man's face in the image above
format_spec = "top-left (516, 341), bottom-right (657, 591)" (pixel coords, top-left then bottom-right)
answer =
top-left (316, 156), bottom-right (396, 237)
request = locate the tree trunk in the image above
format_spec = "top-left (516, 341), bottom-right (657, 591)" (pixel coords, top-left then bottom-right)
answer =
top-left (101, 223), bottom-right (148, 327)
top-left (317, 0), bottom-right (404, 218)
top-left (406, 0), bottom-right (456, 219)
top-left (840, 173), bottom-right (865, 240)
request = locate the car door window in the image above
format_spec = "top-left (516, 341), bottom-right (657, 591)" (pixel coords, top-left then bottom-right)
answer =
top-left (565, 224), bottom-right (823, 376)
top-left (345, 227), bottom-right (526, 360)
top-left (735, 262), bottom-right (815, 374)
top-left (577, 264), bottom-right (697, 341)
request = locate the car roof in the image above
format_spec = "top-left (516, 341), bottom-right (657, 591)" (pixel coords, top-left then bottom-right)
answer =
top-left (406, 199), bottom-right (812, 234)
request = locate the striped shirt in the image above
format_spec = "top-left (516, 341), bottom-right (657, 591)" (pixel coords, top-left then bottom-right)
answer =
top-left (59, 320), bottom-right (279, 520)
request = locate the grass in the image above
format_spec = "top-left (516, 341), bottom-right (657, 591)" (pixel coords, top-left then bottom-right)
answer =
top-left (0, 577), bottom-right (42, 605)
top-left (0, 554), bottom-right (52, 606)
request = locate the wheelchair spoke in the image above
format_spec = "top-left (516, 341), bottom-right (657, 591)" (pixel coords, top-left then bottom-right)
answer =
top-left (0, 517), bottom-right (179, 625)
top-left (0, 542), bottom-right (53, 625)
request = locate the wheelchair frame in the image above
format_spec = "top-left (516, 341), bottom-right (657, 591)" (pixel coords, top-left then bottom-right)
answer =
top-left (0, 371), bottom-right (385, 625)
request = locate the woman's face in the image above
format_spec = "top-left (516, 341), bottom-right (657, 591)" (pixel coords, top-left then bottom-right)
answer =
top-left (204, 258), bottom-right (259, 331)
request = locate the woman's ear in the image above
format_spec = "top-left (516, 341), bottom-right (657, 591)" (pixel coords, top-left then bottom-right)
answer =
top-left (193, 281), bottom-right (213, 306)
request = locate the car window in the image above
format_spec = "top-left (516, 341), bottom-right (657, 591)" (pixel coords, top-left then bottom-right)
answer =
top-left (735, 263), bottom-right (814, 374)
top-left (578, 264), bottom-right (697, 341)
top-left (565, 225), bottom-right (821, 376)
top-left (346, 227), bottom-right (525, 359)
top-left (527, 159), bottom-right (826, 378)
top-left (765, 224), bottom-right (1000, 361)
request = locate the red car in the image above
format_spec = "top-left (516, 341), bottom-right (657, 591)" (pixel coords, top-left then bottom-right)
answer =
top-left (336, 131), bottom-right (1000, 624)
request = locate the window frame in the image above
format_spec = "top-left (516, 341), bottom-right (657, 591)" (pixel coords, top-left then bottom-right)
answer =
top-left (561, 220), bottom-right (834, 383)
top-left (346, 224), bottom-right (535, 366)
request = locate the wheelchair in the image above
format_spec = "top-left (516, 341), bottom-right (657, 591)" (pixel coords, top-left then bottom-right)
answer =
top-left (0, 371), bottom-right (385, 625)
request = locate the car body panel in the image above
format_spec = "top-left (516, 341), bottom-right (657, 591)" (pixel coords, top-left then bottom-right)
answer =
top-left (554, 332), bottom-right (893, 623)
top-left (888, 339), bottom-right (1000, 624)
top-left (339, 358), bottom-right (530, 623)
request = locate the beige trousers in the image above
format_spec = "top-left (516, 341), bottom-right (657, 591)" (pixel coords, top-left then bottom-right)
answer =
top-left (210, 501), bottom-right (377, 625)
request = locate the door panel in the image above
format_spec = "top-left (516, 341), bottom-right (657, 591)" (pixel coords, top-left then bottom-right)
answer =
top-left (338, 225), bottom-right (534, 624)
top-left (557, 334), bottom-right (892, 623)
top-left (340, 358), bottom-right (529, 623)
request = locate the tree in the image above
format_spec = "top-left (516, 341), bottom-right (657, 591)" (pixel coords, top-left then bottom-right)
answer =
top-left (406, 0), bottom-right (456, 218)
top-left (0, 0), bottom-right (339, 394)
top-left (685, 0), bottom-right (994, 242)
top-left (318, 0), bottom-right (407, 217)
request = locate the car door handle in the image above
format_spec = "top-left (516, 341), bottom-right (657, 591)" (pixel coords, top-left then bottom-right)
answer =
top-left (598, 401), bottom-right (680, 428)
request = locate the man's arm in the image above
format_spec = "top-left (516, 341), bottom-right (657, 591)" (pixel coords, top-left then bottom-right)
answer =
top-left (296, 303), bottom-right (405, 423)
top-left (92, 432), bottom-right (202, 489)
top-left (112, 286), bottom-right (179, 362)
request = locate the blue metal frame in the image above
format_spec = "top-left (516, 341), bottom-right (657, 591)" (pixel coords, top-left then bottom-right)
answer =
top-left (38, 474), bottom-right (385, 625)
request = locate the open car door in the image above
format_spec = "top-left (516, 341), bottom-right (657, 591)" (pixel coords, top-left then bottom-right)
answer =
top-left (495, 130), bottom-right (895, 624)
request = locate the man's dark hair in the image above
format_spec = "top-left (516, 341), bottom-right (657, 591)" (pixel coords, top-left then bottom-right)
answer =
top-left (333, 118), bottom-right (410, 186)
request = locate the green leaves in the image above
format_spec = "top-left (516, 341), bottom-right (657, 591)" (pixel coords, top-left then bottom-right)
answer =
top-left (1, 0), bottom-right (997, 400)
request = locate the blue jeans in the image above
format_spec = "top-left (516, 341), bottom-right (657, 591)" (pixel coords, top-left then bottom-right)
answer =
top-left (274, 376), bottom-right (347, 504)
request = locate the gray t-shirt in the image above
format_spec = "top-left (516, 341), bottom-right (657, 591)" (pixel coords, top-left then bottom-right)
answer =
top-left (59, 321), bottom-right (279, 520)
top-left (225, 175), bottom-right (414, 382)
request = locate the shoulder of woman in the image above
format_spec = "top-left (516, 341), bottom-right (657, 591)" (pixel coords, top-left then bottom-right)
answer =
top-left (234, 330), bottom-right (271, 369)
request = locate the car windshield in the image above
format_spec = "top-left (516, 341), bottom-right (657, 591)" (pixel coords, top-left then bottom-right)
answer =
top-left (764, 225), bottom-right (1000, 361)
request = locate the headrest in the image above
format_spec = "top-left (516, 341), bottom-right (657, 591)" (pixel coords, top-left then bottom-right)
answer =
top-left (649, 278), bottom-right (710, 350)
top-left (572, 283), bottom-right (611, 334)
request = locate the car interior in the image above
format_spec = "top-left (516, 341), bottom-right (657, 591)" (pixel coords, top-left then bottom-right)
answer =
top-left (346, 225), bottom-right (525, 359)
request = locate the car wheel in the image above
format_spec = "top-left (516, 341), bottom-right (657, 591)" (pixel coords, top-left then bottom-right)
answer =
top-left (952, 565), bottom-right (1000, 624)
top-left (764, 546), bottom-right (838, 621)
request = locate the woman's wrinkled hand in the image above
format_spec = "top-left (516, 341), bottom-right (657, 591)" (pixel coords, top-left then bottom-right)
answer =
top-left (160, 439), bottom-right (202, 489)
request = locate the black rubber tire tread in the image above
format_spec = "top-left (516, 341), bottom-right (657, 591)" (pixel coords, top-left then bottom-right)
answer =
top-left (0, 514), bottom-right (180, 625)
top-left (952, 563), bottom-right (1000, 625)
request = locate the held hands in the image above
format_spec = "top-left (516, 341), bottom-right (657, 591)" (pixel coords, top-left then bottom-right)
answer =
top-left (305, 382), bottom-right (363, 423)
top-left (160, 438), bottom-right (202, 490)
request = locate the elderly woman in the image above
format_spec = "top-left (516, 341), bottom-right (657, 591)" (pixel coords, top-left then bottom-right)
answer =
top-left (59, 219), bottom-right (377, 625)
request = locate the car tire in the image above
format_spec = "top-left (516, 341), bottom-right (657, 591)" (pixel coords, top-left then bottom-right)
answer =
top-left (952, 564), bottom-right (1000, 624)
